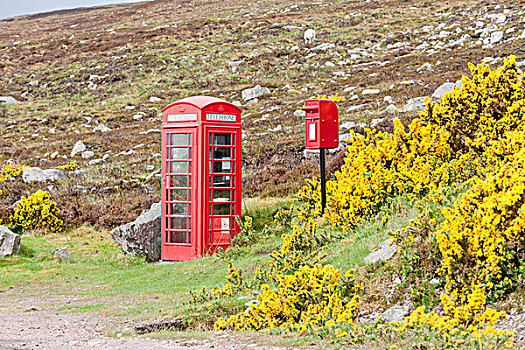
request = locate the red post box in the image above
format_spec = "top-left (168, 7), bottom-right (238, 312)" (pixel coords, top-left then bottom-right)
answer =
top-left (161, 96), bottom-right (242, 261)
top-left (304, 99), bottom-right (339, 149)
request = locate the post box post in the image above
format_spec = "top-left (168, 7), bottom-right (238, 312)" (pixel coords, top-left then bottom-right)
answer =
top-left (303, 99), bottom-right (339, 214)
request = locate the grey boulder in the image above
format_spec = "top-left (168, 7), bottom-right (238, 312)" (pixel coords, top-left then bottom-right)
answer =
top-left (22, 167), bottom-right (65, 183)
top-left (431, 82), bottom-right (459, 101)
top-left (364, 238), bottom-right (399, 265)
top-left (0, 96), bottom-right (20, 104)
top-left (403, 97), bottom-right (427, 112)
top-left (242, 85), bottom-right (271, 101)
top-left (110, 202), bottom-right (161, 261)
top-left (0, 225), bottom-right (21, 257)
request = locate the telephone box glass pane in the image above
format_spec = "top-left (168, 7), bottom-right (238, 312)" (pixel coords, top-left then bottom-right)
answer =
top-left (213, 203), bottom-right (231, 215)
top-left (170, 218), bottom-right (187, 229)
top-left (170, 231), bottom-right (187, 244)
top-left (212, 133), bottom-right (232, 146)
top-left (213, 147), bottom-right (231, 160)
top-left (170, 162), bottom-right (187, 174)
top-left (170, 176), bottom-right (188, 188)
top-left (213, 189), bottom-right (232, 201)
top-left (170, 148), bottom-right (188, 160)
top-left (211, 175), bottom-right (232, 187)
top-left (170, 189), bottom-right (188, 201)
top-left (171, 203), bottom-right (187, 215)
top-left (170, 134), bottom-right (188, 146)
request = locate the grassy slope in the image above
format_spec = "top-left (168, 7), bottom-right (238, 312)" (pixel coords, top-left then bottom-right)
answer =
top-left (1, 0), bottom-right (524, 230)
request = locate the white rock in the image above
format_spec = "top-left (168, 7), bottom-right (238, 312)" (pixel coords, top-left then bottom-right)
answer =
top-left (417, 62), bottom-right (433, 72)
top-left (384, 104), bottom-right (400, 113)
top-left (293, 109), bottom-right (305, 117)
top-left (490, 31), bottom-right (504, 44)
top-left (362, 89), bottom-right (380, 95)
top-left (325, 61), bottom-right (335, 67)
top-left (81, 151), bottom-right (94, 159)
top-left (384, 96), bottom-right (393, 104)
top-left (403, 97), bottom-right (427, 112)
top-left (432, 82), bottom-right (458, 101)
top-left (0, 226), bottom-right (20, 257)
top-left (22, 167), bottom-right (65, 183)
top-left (93, 124), bottom-right (111, 133)
top-left (491, 13), bottom-right (506, 24)
top-left (0, 96), bottom-right (20, 104)
top-left (148, 96), bottom-right (162, 102)
top-left (242, 85), bottom-right (271, 101)
top-left (71, 141), bottom-right (86, 157)
top-left (88, 159), bottom-right (104, 166)
top-left (270, 125), bottom-right (282, 132)
top-left (50, 151), bottom-right (59, 159)
top-left (313, 43), bottom-right (334, 51)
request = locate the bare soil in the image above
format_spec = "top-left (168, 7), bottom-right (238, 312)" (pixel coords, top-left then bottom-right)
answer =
top-left (0, 288), bottom-right (282, 350)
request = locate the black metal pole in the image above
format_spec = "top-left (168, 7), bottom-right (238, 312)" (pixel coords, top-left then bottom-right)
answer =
top-left (320, 148), bottom-right (326, 215)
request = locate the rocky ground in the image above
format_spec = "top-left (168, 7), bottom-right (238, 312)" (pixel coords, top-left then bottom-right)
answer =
top-left (1, 0), bottom-right (525, 219)
top-left (0, 288), bottom-right (287, 350)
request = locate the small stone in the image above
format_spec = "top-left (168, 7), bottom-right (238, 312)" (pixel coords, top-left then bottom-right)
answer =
top-left (362, 89), bottom-right (380, 95)
top-left (293, 109), bottom-right (305, 117)
top-left (364, 238), bottom-right (399, 265)
top-left (313, 42), bottom-right (334, 51)
top-left (417, 62), bottom-right (433, 72)
top-left (93, 124), bottom-right (111, 133)
top-left (148, 96), bottom-right (162, 102)
top-left (88, 159), bottom-right (104, 166)
top-left (53, 247), bottom-right (71, 260)
top-left (242, 85), bottom-right (271, 101)
top-left (383, 104), bottom-right (400, 113)
top-left (490, 31), bottom-right (504, 44)
top-left (403, 97), bottom-right (427, 112)
top-left (380, 301), bottom-right (413, 323)
top-left (228, 60), bottom-right (243, 71)
top-left (81, 151), bottom-right (94, 159)
top-left (71, 141), bottom-right (86, 157)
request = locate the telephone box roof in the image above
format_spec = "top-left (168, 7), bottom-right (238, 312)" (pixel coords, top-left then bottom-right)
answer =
top-left (162, 96), bottom-right (242, 113)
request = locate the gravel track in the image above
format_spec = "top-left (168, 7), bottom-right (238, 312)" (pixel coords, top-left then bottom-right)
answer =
top-left (0, 289), bottom-right (280, 350)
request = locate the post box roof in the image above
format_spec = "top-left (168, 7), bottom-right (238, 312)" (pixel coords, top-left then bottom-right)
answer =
top-left (162, 96), bottom-right (242, 113)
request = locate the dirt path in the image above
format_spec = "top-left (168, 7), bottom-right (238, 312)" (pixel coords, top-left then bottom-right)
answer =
top-left (0, 289), bottom-right (284, 350)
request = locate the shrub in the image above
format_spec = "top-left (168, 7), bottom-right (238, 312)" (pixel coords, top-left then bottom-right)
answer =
top-left (9, 190), bottom-right (63, 233)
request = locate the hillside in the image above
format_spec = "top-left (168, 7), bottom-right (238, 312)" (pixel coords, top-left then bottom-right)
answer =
top-left (1, 0), bottom-right (525, 228)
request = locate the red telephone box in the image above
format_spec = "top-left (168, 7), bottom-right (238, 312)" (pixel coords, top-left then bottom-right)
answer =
top-left (161, 96), bottom-right (242, 261)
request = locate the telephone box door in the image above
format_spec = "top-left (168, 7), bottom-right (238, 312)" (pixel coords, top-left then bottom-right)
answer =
top-left (205, 127), bottom-right (242, 254)
top-left (161, 129), bottom-right (197, 260)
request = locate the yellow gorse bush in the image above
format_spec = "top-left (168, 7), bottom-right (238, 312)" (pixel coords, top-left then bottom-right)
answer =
top-left (202, 56), bottom-right (525, 348)
top-left (9, 190), bottom-right (63, 233)
top-left (56, 161), bottom-right (79, 170)
top-left (0, 163), bottom-right (24, 182)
